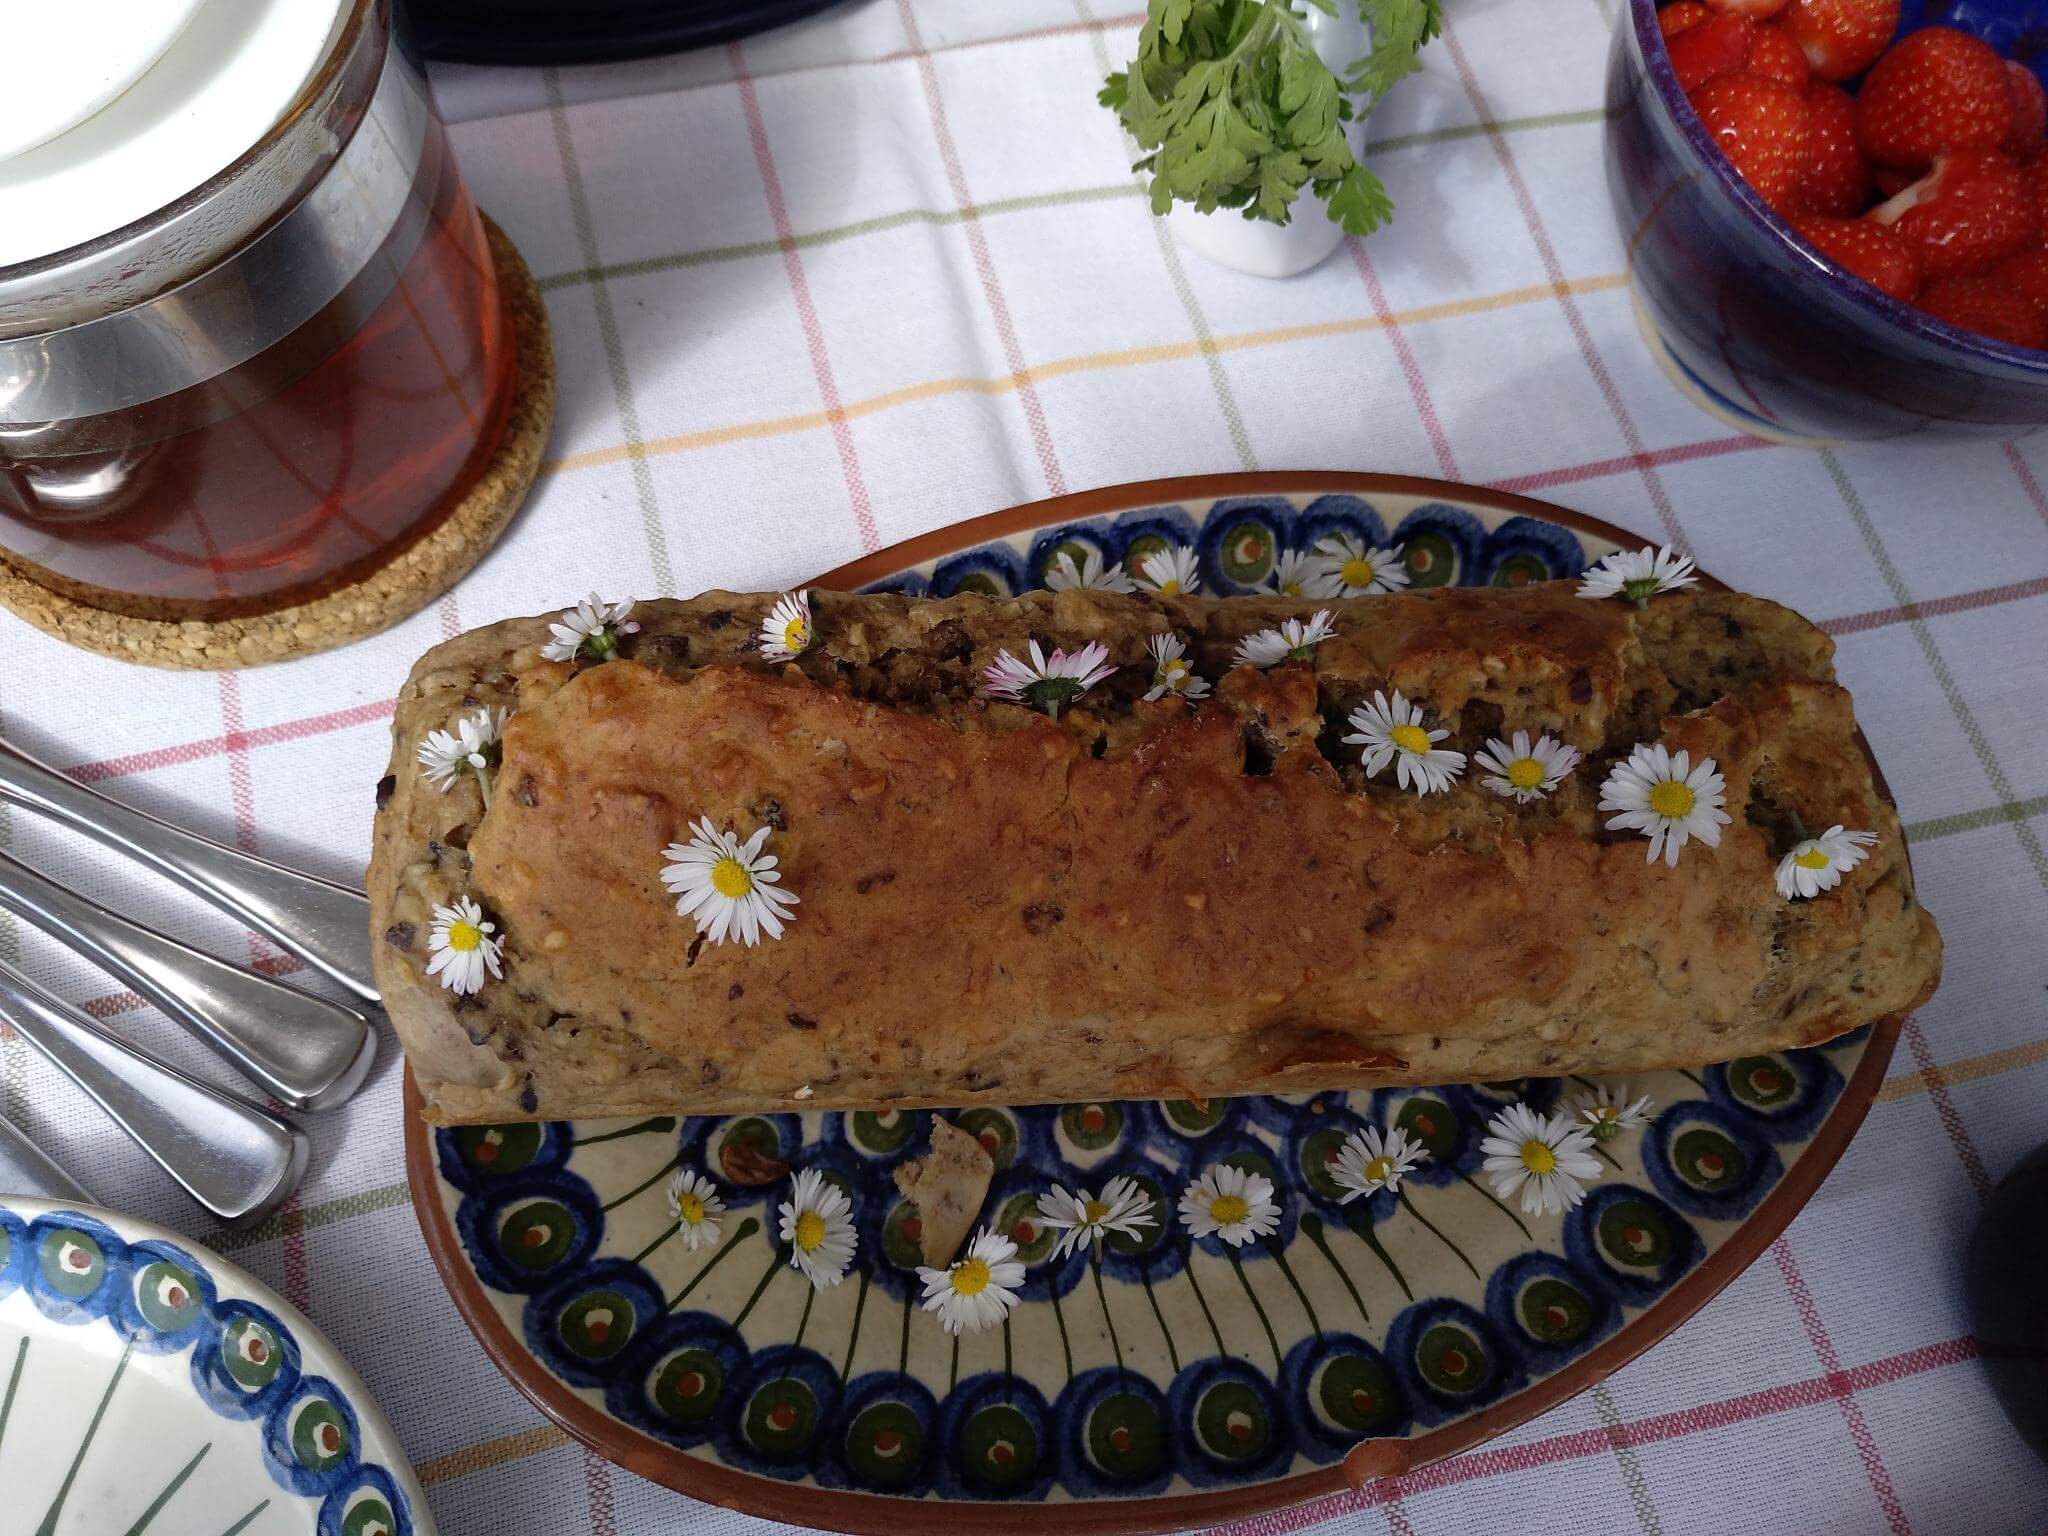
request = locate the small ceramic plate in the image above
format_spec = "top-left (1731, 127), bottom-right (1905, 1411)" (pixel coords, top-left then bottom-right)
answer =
top-left (0, 1197), bottom-right (431, 1534)
top-left (405, 473), bottom-right (1903, 1534)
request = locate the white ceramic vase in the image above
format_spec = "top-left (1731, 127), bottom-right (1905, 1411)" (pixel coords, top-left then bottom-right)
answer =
top-left (1164, 6), bottom-right (1373, 279)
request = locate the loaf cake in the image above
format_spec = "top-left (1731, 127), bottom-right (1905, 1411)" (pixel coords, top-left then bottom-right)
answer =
top-left (369, 582), bottom-right (1943, 1125)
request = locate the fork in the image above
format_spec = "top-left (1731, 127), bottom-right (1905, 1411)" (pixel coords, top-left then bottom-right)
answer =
top-left (0, 734), bottom-right (378, 1004)
top-left (0, 958), bottom-right (307, 1222)
top-left (0, 849), bottom-right (376, 1110)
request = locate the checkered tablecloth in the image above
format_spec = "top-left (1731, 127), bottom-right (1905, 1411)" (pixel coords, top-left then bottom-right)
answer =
top-left (4, 0), bottom-right (2045, 1530)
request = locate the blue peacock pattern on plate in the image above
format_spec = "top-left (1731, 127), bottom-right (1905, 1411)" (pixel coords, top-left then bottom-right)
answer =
top-left (0, 1202), bottom-right (417, 1534)
top-left (424, 489), bottom-right (1873, 1509)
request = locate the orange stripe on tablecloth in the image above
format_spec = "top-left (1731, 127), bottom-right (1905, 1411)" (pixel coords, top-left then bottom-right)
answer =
top-left (1878, 1035), bottom-right (2048, 1102)
top-left (539, 275), bottom-right (1632, 477)
top-left (417, 1423), bottom-right (573, 1486)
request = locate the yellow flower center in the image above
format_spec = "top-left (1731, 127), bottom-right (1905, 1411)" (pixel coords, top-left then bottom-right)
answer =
top-left (1340, 557), bottom-right (1375, 589)
top-left (1158, 579), bottom-right (1182, 596)
top-left (1279, 579), bottom-right (1302, 596)
top-left (783, 617), bottom-right (810, 651)
top-left (951, 1257), bottom-right (991, 1296)
top-left (677, 1194), bottom-right (705, 1225)
top-left (1648, 781), bottom-right (1695, 819)
top-left (793, 1210), bottom-right (826, 1252)
top-left (1794, 847), bottom-right (1832, 870)
top-left (711, 856), bottom-right (755, 899)
top-left (1507, 757), bottom-right (1546, 790)
top-left (1390, 723), bottom-right (1432, 755)
top-left (1521, 1139), bottom-right (1557, 1175)
top-left (1210, 1194), bottom-right (1249, 1226)
top-left (1364, 1156), bottom-right (1394, 1184)
top-left (446, 920), bottom-right (483, 953)
top-left (1163, 660), bottom-right (1188, 685)
top-left (1083, 1199), bottom-right (1110, 1223)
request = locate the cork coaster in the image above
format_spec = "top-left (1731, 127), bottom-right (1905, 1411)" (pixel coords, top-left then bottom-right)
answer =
top-left (0, 214), bottom-right (554, 669)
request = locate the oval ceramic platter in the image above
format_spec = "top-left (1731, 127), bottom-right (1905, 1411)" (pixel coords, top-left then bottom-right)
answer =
top-left (0, 1197), bottom-right (431, 1535)
top-left (405, 473), bottom-right (1903, 1534)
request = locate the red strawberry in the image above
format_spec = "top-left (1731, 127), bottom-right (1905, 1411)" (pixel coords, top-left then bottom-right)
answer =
top-left (1992, 247), bottom-right (2048, 312)
top-left (1790, 213), bottom-right (1923, 298)
top-left (1801, 82), bottom-right (1873, 214)
top-left (1747, 24), bottom-right (1812, 89)
top-left (1873, 162), bottom-right (1918, 197)
top-left (1669, 13), bottom-right (1757, 92)
top-left (1781, 0), bottom-right (1899, 83)
top-left (1916, 272), bottom-right (2048, 347)
top-left (1871, 148), bottom-right (2035, 277)
top-left (2027, 154), bottom-right (2048, 241)
top-left (2003, 62), bottom-right (2047, 157)
top-left (1660, 0), bottom-right (1713, 36)
top-left (1704, 0), bottom-right (1791, 15)
top-left (1855, 27), bottom-right (2014, 168)
top-left (1692, 74), bottom-right (1813, 213)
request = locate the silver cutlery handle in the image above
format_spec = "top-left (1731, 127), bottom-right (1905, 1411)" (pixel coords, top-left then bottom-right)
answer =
top-left (0, 959), bottom-right (307, 1223)
top-left (0, 851), bottom-right (376, 1111)
top-left (0, 736), bottom-right (379, 1005)
top-left (0, 1113), bottom-right (96, 1205)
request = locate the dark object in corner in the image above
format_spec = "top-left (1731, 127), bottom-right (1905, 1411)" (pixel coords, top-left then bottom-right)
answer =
top-left (1967, 1141), bottom-right (2048, 1463)
top-left (405, 0), bottom-right (850, 65)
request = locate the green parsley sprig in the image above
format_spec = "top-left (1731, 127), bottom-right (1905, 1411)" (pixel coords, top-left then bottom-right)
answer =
top-left (1101, 0), bottom-right (1442, 237)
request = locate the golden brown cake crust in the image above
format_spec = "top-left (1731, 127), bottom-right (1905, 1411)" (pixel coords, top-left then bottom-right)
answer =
top-left (367, 585), bottom-right (1942, 1125)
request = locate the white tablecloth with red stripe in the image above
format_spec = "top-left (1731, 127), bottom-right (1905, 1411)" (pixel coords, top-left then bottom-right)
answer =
top-left (5, 1), bottom-right (2045, 1531)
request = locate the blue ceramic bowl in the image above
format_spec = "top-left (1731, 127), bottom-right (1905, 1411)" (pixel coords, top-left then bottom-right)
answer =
top-left (1605, 0), bottom-right (2048, 442)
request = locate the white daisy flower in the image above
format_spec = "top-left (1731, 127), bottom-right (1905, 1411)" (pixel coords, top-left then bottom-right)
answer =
top-left (1473, 730), bottom-right (1583, 804)
top-left (1178, 1163), bottom-right (1281, 1247)
top-left (425, 896), bottom-right (504, 996)
top-left (1341, 690), bottom-right (1467, 795)
top-left (1263, 548), bottom-right (1334, 599)
top-left (1576, 545), bottom-right (1700, 606)
top-left (1330, 1125), bottom-right (1429, 1203)
top-left (416, 706), bottom-right (508, 803)
top-left (1233, 610), bottom-right (1338, 670)
top-left (982, 639), bottom-right (1117, 718)
top-left (1312, 532), bottom-right (1410, 596)
top-left (666, 1168), bottom-right (727, 1251)
top-left (917, 1226), bottom-right (1027, 1335)
top-left (1037, 1176), bottom-right (1159, 1261)
top-left (1576, 1083), bottom-right (1654, 1143)
top-left (1142, 633), bottom-right (1211, 702)
top-left (1775, 826), bottom-right (1879, 900)
top-left (1045, 548), bottom-right (1136, 594)
top-left (759, 590), bottom-right (814, 664)
top-left (1135, 545), bottom-right (1202, 596)
top-left (660, 818), bottom-right (800, 946)
top-left (1598, 744), bottom-right (1731, 868)
top-left (541, 593), bottom-right (639, 662)
top-left (778, 1168), bottom-right (857, 1288)
top-left (1481, 1103), bottom-right (1603, 1216)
